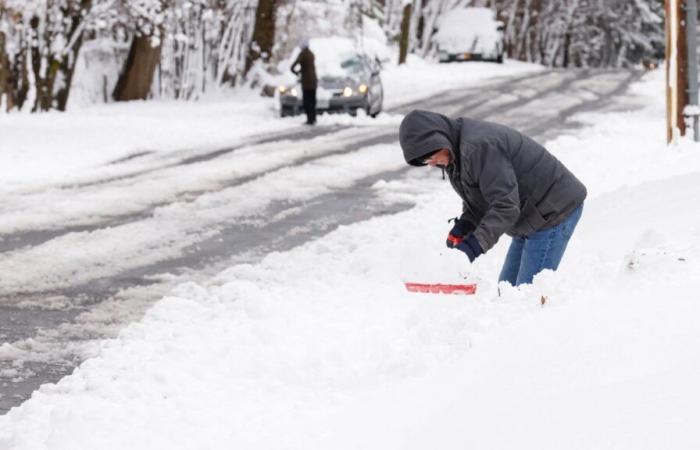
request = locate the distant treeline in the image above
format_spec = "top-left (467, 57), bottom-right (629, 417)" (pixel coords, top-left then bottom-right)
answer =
top-left (0, 0), bottom-right (665, 113)
top-left (0, 0), bottom-right (263, 112)
top-left (382, 0), bottom-right (664, 67)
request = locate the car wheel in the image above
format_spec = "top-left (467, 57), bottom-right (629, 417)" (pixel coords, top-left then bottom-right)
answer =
top-left (368, 92), bottom-right (382, 118)
top-left (495, 46), bottom-right (505, 64)
top-left (281, 105), bottom-right (298, 117)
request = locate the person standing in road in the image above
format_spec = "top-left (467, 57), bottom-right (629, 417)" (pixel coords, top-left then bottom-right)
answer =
top-left (290, 38), bottom-right (318, 125)
top-left (398, 109), bottom-right (587, 287)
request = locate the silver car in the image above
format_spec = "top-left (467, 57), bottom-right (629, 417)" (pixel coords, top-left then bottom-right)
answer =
top-left (279, 52), bottom-right (383, 118)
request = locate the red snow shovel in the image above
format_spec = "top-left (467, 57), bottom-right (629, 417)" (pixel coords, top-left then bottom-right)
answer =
top-left (401, 248), bottom-right (478, 295)
top-left (404, 282), bottom-right (477, 295)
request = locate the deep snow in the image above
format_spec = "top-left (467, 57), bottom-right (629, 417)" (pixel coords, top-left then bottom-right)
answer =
top-left (0, 68), bottom-right (698, 449)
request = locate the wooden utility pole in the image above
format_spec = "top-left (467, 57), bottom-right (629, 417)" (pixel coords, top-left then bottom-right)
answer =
top-left (666, 0), bottom-right (689, 143)
top-left (686, 0), bottom-right (700, 141)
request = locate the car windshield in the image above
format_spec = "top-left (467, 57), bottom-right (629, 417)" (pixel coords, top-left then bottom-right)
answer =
top-left (340, 55), bottom-right (365, 74)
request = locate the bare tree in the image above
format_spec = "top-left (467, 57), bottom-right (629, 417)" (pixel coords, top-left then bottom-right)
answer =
top-left (112, 0), bottom-right (167, 101)
top-left (0, 0), bottom-right (95, 111)
top-left (0, 25), bottom-right (14, 111)
top-left (115, 0), bottom-right (258, 101)
top-left (398, 1), bottom-right (412, 64)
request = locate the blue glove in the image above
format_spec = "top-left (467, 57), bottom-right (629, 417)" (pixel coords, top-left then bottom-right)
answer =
top-left (455, 234), bottom-right (483, 262)
top-left (446, 217), bottom-right (475, 248)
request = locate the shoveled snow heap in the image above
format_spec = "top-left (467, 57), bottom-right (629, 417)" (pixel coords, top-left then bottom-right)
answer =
top-left (1, 69), bottom-right (699, 449)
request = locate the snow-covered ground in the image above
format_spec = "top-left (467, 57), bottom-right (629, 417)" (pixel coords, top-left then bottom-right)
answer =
top-left (1, 67), bottom-right (698, 448)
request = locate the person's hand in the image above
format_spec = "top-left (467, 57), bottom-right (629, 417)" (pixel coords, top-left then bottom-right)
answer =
top-left (455, 234), bottom-right (483, 263)
top-left (446, 217), bottom-right (475, 248)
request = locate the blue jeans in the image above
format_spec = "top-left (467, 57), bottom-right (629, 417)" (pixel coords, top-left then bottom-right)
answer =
top-left (498, 204), bottom-right (583, 286)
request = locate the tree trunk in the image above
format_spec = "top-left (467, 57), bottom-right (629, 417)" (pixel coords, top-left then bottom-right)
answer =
top-left (30, 16), bottom-right (54, 111)
top-left (113, 35), bottom-right (162, 101)
top-left (14, 49), bottom-right (30, 111)
top-left (0, 31), bottom-right (14, 111)
top-left (54, 34), bottom-right (84, 111)
top-left (562, 31), bottom-right (571, 68)
top-left (244, 0), bottom-right (277, 76)
top-left (398, 3), bottom-right (412, 64)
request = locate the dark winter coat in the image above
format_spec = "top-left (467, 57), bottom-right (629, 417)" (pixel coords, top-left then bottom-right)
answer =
top-left (399, 110), bottom-right (587, 252)
top-left (290, 48), bottom-right (318, 90)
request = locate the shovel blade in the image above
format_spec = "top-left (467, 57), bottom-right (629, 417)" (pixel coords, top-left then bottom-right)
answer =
top-left (404, 282), bottom-right (477, 295)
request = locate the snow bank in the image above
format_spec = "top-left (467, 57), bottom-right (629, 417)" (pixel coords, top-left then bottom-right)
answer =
top-left (1, 69), bottom-right (699, 449)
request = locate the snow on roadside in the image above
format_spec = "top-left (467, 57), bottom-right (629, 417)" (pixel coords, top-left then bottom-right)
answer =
top-left (0, 142), bottom-right (406, 293)
top-left (0, 59), bottom-right (536, 194)
top-left (381, 57), bottom-right (540, 109)
top-left (1, 68), bottom-right (699, 448)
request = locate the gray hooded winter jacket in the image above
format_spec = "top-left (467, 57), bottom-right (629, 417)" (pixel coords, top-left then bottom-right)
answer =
top-left (399, 110), bottom-right (587, 252)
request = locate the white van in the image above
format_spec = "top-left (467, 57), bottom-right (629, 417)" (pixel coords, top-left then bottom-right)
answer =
top-left (433, 7), bottom-right (505, 63)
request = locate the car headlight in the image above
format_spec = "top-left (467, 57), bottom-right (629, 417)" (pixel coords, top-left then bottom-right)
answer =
top-left (358, 84), bottom-right (368, 94)
top-left (342, 86), bottom-right (353, 97)
top-left (279, 86), bottom-right (299, 97)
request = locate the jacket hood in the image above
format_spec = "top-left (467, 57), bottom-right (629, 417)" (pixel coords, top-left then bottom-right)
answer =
top-left (399, 110), bottom-right (460, 166)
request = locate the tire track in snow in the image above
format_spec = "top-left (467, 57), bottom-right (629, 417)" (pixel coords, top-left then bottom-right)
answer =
top-left (0, 70), bottom-right (588, 254)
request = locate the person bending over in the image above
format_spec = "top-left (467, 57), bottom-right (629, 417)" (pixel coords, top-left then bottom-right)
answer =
top-left (399, 109), bottom-right (586, 286)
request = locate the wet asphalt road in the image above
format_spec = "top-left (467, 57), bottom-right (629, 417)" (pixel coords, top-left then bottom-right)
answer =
top-left (0, 69), bottom-right (643, 414)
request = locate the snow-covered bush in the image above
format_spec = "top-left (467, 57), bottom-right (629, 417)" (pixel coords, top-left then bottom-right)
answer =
top-left (0, 0), bottom-right (258, 109)
top-left (0, 0), bottom-right (115, 111)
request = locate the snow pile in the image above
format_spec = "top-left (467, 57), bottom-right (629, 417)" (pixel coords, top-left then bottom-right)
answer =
top-left (1, 69), bottom-right (699, 449)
